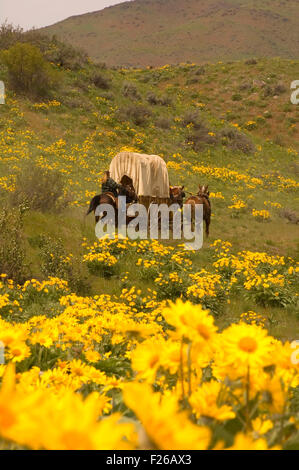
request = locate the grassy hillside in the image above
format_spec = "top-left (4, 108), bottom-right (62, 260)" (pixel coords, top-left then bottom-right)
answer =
top-left (41, 0), bottom-right (299, 66)
top-left (1, 55), bottom-right (298, 324)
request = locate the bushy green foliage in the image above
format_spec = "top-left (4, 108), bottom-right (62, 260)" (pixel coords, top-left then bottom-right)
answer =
top-left (118, 104), bottom-right (152, 126)
top-left (92, 73), bottom-right (111, 90)
top-left (1, 42), bottom-right (58, 98)
top-left (147, 91), bottom-right (172, 106)
top-left (122, 81), bottom-right (140, 100)
top-left (37, 236), bottom-right (90, 295)
top-left (10, 164), bottom-right (66, 212)
top-left (0, 206), bottom-right (29, 283)
top-left (0, 22), bottom-right (88, 70)
top-left (220, 127), bottom-right (256, 155)
top-left (0, 22), bottom-right (23, 50)
top-left (155, 116), bottom-right (173, 129)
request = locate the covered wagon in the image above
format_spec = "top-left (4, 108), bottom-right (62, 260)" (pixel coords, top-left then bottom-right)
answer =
top-left (109, 151), bottom-right (170, 209)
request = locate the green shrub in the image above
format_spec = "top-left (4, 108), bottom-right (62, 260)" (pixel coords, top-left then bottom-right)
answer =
top-left (118, 104), bottom-right (151, 126)
top-left (194, 66), bottom-right (205, 76)
top-left (1, 42), bottom-right (58, 98)
top-left (98, 91), bottom-right (114, 101)
top-left (41, 37), bottom-right (87, 70)
top-left (122, 81), bottom-right (140, 100)
top-left (10, 164), bottom-right (66, 212)
top-left (245, 58), bottom-right (258, 65)
top-left (274, 83), bottom-right (287, 95)
top-left (220, 127), bottom-right (256, 155)
top-left (182, 110), bottom-right (202, 129)
top-left (279, 208), bottom-right (299, 225)
top-left (147, 92), bottom-right (161, 105)
top-left (156, 116), bottom-right (173, 129)
top-left (232, 93), bottom-right (242, 101)
top-left (147, 92), bottom-right (172, 106)
top-left (263, 85), bottom-right (274, 98)
top-left (0, 205), bottom-right (29, 283)
top-left (62, 95), bottom-right (92, 111)
top-left (0, 22), bottom-right (23, 50)
top-left (92, 73), bottom-right (110, 90)
top-left (186, 127), bottom-right (218, 151)
top-left (0, 23), bottom-right (88, 70)
top-left (238, 82), bottom-right (252, 92)
top-left (185, 77), bottom-right (200, 85)
top-left (39, 236), bottom-right (90, 295)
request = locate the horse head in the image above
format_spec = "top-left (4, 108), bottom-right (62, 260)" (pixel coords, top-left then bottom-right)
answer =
top-left (170, 185), bottom-right (185, 207)
top-left (198, 184), bottom-right (210, 198)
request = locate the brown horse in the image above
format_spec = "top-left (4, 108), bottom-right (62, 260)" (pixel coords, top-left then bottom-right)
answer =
top-left (86, 192), bottom-right (118, 224)
top-left (185, 184), bottom-right (211, 236)
top-left (86, 185), bottom-right (138, 224)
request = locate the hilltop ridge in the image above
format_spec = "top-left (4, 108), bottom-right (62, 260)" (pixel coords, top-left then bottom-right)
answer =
top-left (41, 0), bottom-right (299, 66)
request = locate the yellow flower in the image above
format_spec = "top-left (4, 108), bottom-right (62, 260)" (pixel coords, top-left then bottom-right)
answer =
top-left (84, 350), bottom-right (101, 363)
top-left (123, 383), bottom-right (211, 450)
top-left (7, 342), bottom-right (31, 363)
top-left (190, 381), bottom-right (235, 421)
top-left (213, 323), bottom-right (275, 379)
top-left (226, 433), bottom-right (280, 450)
top-left (131, 339), bottom-right (164, 382)
top-left (252, 417), bottom-right (273, 436)
top-left (162, 299), bottom-right (217, 345)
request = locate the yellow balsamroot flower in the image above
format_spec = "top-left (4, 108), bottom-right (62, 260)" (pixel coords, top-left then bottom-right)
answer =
top-left (272, 341), bottom-right (299, 388)
top-left (123, 383), bottom-right (211, 450)
top-left (43, 399), bottom-right (135, 450)
top-left (187, 270), bottom-right (222, 300)
top-left (0, 325), bottom-right (26, 348)
top-left (0, 321), bottom-right (30, 363)
top-left (240, 311), bottom-right (266, 327)
top-left (131, 338), bottom-right (165, 382)
top-left (7, 342), bottom-right (31, 363)
top-left (68, 359), bottom-right (101, 383)
top-left (29, 331), bottom-right (55, 348)
top-left (84, 349), bottom-right (101, 363)
top-left (251, 417), bottom-right (274, 436)
top-left (213, 323), bottom-right (275, 378)
top-left (83, 251), bottom-right (118, 267)
top-left (226, 433), bottom-right (280, 450)
top-left (210, 192), bottom-right (224, 199)
top-left (160, 340), bottom-right (189, 376)
top-left (0, 364), bottom-right (135, 450)
top-left (190, 381), bottom-right (235, 422)
top-left (0, 294), bottom-right (10, 309)
top-left (252, 209), bottom-right (270, 220)
top-left (162, 299), bottom-right (218, 344)
top-left (264, 201), bottom-right (282, 209)
top-left (258, 373), bottom-right (292, 415)
top-left (228, 195), bottom-right (247, 211)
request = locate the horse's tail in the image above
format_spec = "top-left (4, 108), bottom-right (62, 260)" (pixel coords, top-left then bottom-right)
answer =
top-left (86, 195), bottom-right (101, 216)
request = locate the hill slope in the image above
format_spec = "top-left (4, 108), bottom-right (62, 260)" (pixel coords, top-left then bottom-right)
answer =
top-left (41, 0), bottom-right (299, 66)
top-left (0, 51), bottom-right (299, 336)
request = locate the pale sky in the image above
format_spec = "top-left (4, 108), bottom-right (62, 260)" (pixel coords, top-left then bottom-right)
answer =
top-left (1, 0), bottom-right (129, 30)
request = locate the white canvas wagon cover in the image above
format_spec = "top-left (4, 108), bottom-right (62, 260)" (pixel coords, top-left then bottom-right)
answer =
top-left (109, 152), bottom-right (170, 198)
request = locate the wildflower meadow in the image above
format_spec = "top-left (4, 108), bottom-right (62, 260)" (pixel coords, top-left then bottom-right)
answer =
top-left (0, 30), bottom-right (298, 450)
